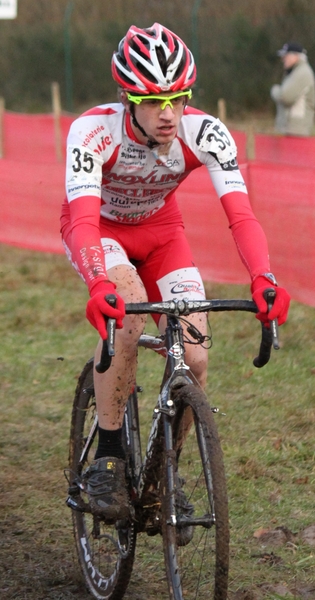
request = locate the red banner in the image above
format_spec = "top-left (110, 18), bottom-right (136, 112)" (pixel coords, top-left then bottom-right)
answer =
top-left (2, 112), bottom-right (73, 163)
top-left (0, 159), bottom-right (65, 253)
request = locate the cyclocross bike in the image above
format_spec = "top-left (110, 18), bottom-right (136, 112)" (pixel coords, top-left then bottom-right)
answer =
top-left (65, 289), bottom-right (279, 600)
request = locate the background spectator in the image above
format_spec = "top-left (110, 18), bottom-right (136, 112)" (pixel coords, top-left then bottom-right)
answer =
top-left (270, 42), bottom-right (315, 136)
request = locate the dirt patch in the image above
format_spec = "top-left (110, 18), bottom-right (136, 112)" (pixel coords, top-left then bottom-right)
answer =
top-left (0, 512), bottom-right (161, 600)
top-left (1, 247), bottom-right (315, 600)
top-left (0, 517), bottom-right (84, 599)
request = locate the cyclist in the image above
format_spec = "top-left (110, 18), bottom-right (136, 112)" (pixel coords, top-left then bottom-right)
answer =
top-left (61, 23), bottom-right (290, 522)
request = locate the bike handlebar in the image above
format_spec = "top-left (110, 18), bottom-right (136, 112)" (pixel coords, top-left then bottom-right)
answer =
top-left (95, 289), bottom-right (279, 373)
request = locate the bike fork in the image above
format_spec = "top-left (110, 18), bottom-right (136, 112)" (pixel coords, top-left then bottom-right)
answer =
top-left (163, 414), bottom-right (177, 526)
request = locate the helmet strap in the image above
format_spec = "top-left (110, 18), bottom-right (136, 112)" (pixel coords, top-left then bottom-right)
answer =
top-left (129, 104), bottom-right (159, 149)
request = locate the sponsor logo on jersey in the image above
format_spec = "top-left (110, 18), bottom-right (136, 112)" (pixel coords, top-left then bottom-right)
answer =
top-left (109, 207), bottom-right (160, 222)
top-left (170, 280), bottom-right (204, 295)
top-left (120, 146), bottom-right (147, 161)
top-left (109, 195), bottom-right (162, 207)
top-left (103, 185), bottom-right (162, 199)
top-left (68, 183), bottom-right (100, 195)
top-left (92, 135), bottom-right (113, 154)
top-left (103, 243), bottom-right (124, 255)
top-left (224, 178), bottom-right (246, 189)
top-left (82, 125), bottom-right (108, 147)
top-left (79, 245), bottom-right (106, 281)
top-left (105, 170), bottom-right (182, 186)
top-left (155, 158), bottom-right (180, 168)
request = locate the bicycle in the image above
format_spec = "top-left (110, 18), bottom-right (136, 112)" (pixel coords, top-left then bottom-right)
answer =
top-left (65, 289), bottom-right (279, 600)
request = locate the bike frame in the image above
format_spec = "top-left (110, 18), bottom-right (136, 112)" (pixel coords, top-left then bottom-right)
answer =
top-left (71, 294), bottom-right (278, 506)
top-left (124, 312), bottom-right (207, 528)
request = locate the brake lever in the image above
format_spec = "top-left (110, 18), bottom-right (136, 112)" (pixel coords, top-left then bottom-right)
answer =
top-left (263, 288), bottom-right (280, 350)
top-left (253, 288), bottom-right (280, 368)
top-left (106, 295), bottom-right (116, 357)
top-left (95, 294), bottom-right (116, 373)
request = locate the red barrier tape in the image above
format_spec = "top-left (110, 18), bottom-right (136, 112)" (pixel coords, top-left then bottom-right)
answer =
top-left (0, 113), bottom-right (314, 306)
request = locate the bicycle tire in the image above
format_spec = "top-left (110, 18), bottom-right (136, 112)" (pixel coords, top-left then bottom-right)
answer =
top-left (160, 383), bottom-right (229, 600)
top-left (68, 359), bottom-right (136, 600)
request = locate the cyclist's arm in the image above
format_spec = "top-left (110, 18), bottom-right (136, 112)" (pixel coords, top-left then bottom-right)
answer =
top-left (220, 190), bottom-right (270, 280)
top-left (220, 190), bottom-right (290, 325)
top-left (182, 113), bottom-right (290, 324)
top-left (64, 115), bottom-right (112, 294)
top-left (190, 117), bottom-right (270, 279)
top-left (67, 195), bottom-right (109, 294)
top-left (65, 195), bottom-right (126, 338)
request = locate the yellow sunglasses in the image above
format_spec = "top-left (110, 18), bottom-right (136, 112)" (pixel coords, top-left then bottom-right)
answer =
top-left (126, 89), bottom-right (192, 110)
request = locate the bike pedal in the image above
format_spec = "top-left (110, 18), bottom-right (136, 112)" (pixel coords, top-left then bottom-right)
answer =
top-left (146, 520), bottom-right (161, 536)
top-left (66, 494), bottom-right (91, 513)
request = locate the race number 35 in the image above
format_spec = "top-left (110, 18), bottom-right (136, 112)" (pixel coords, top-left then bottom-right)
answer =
top-left (72, 148), bottom-right (94, 173)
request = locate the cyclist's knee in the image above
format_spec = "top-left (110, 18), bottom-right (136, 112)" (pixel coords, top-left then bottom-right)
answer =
top-left (108, 264), bottom-right (148, 346)
top-left (119, 313), bottom-right (146, 348)
top-left (109, 265), bottom-right (147, 301)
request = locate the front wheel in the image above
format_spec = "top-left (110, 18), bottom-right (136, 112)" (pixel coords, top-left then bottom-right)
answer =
top-left (68, 359), bottom-right (136, 600)
top-left (161, 384), bottom-right (229, 600)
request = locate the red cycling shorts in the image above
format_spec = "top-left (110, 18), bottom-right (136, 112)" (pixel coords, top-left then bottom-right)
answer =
top-left (61, 196), bottom-right (205, 303)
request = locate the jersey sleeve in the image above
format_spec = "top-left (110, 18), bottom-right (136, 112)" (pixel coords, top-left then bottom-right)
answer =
top-left (182, 112), bottom-right (271, 279)
top-left (64, 115), bottom-right (112, 294)
top-left (220, 191), bottom-right (270, 280)
top-left (65, 115), bottom-right (108, 203)
top-left (65, 195), bottom-right (110, 294)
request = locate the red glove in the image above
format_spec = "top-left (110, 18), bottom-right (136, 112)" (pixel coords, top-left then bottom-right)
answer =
top-left (86, 280), bottom-right (125, 339)
top-left (251, 276), bottom-right (290, 326)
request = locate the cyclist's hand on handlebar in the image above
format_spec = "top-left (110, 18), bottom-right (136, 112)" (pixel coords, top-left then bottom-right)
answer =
top-left (86, 281), bottom-right (125, 339)
top-left (251, 276), bottom-right (290, 326)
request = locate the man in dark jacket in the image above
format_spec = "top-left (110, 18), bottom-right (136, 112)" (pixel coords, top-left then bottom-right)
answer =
top-left (271, 42), bottom-right (315, 136)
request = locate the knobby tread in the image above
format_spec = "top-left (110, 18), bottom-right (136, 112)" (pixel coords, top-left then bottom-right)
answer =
top-left (161, 383), bottom-right (229, 600)
top-left (69, 359), bottom-right (136, 600)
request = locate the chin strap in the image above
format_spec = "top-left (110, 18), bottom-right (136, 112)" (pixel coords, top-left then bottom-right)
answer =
top-left (130, 105), bottom-right (159, 149)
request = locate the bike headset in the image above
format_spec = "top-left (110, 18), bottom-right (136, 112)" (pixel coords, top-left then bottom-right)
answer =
top-left (111, 23), bottom-right (197, 148)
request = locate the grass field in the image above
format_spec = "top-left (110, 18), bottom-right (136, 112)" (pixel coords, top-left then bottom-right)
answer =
top-left (0, 243), bottom-right (315, 600)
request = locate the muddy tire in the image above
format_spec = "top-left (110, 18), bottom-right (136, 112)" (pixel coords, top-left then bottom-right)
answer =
top-left (68, 359), bottom-right (136, 600)
top-left (160, 384), bottom-right (229, 600)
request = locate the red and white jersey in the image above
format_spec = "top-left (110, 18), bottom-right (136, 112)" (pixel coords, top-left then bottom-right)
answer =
top-left (65, 103), bottom-right (246, 224)
top-left (61, 103), bottom-right (271, 294)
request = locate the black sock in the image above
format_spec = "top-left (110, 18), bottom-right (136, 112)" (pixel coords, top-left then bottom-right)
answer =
top-left (94, 426), bottom-right (125, 460)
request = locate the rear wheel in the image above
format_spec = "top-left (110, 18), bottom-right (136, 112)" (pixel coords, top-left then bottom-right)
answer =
top-left (68, 359), bottom-right (136, 600)
top-left (161, 384), bottom-right (229, 600)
